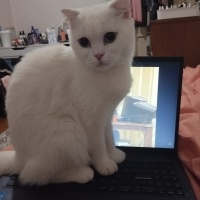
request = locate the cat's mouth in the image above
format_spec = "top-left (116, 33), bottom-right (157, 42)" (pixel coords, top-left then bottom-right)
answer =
top-left (95, 62), bottom-right (111, 71)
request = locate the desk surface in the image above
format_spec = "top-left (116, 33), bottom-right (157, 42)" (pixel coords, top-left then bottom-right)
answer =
top-left (112, 121), bottom-right (153, 127)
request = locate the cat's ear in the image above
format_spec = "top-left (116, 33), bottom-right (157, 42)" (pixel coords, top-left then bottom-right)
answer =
top-left (61, 9), bottom-right (80, 27)
top-left (110, 0), bottom-right (131, 19)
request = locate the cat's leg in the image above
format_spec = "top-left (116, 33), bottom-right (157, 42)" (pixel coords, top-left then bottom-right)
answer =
top-left (20, 161), bottom-right (94, 185)
top-left (53, 166), bottom-right (94, 184)
top-left (19, 119), bottom-right (93, 185)
top-left (19, 160), bottom-right (51, 185)
top-left (105, 122), bottom-right (126, 164)
top-left (89, 127), bottom-right (118, 176)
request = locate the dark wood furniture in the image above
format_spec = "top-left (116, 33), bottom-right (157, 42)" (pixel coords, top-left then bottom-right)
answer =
top-left (150, 16), bottom-right (200, 67)
top-left (0, 117), bottom-right (8, 133)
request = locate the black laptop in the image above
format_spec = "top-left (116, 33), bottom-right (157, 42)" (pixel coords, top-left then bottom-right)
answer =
top-left (0, 57), bottom-right (197, 200)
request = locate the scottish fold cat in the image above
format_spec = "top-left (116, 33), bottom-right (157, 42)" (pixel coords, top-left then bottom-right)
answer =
top-left (0, 0), bottom-right (135, 185)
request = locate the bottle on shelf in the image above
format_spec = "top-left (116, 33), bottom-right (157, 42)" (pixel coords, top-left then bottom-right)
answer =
top-left (19, 31), bottom-right (23, 40)
top-left (51, 28), bottom-right (57, 43)
top-left (57, 27), bottom-right (61, 42)
top-left (22, 31), bottom-right (28, 46)
top-left (60, 28), bottom-right (66, 42)
top-left (18, 31), bottom-right (24, 45)
top-left (31, 26), bottom-right (37, 44)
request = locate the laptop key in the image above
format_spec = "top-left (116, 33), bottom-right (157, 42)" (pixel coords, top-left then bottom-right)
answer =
top-left (5, 180), bottom-right (16, 187)
top-left (164, 181), bottom-right (173, 187)
top-left (118, 185), bottom-right (131, 192)
top-left (157, 187), bottom-right (165, 194)
top-left (99, 185), bottom-right (107, 191)
top-left (176, 188), bottom-right (184, 195)
top-left (10, 175), bottom-right (18, 180)
top-left (108, 186), bottom-right (118, 192)
top-left (132, 186), bottom-right (143, 193)
top-left (120, 178), bottom-right (130, 185)
top-left (166, 188), bottom-right (175, 195)
top-left (143, 186), bottom-right (156, 194)
top-left (155, 180), bottom-right (164, 187)
top-left (174, 182), bottom-right (181, 188)
top-left (108, 178), bottom-right (118, 185)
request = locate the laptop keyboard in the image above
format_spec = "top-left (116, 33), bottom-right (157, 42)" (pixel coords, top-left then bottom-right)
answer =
top-left (4, 159), bottom-right (185, 196)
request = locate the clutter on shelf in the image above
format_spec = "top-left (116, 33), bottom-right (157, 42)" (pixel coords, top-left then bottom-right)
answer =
top-left (157, 2), bottom-right (200, 20)
top-left (0, 25), bottom-right (69, 48)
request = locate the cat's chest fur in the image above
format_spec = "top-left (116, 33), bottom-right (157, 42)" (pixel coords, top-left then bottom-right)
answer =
top-left (70, 63), bottom-right (132, 125)
top-left (74, 69), bottom-right (131, 103)
top-left (10, 45), bottom-right (132, 127)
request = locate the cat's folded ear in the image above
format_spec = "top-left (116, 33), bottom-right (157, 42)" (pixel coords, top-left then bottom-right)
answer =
top-left (61, 9), bottom-right (80, 27)
top-left (110, 0), bottom-right (132, 19)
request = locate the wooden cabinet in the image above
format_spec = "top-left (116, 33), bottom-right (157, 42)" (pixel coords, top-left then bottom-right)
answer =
top-left (150, 16), bottom-right (200, 67)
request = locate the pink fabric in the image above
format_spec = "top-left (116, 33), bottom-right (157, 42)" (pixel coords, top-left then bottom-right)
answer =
top-left (0, 144), bottom-right (13, 152)
top-left (1, 75), bottom-right (11, 90)
top-left (179, 66), bottom-right (200, 200)
top-left (130, 0), bottom-right (142, 22)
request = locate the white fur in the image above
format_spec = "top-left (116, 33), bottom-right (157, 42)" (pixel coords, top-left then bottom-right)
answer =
top-left (0, 0), bottom-right (135, 185)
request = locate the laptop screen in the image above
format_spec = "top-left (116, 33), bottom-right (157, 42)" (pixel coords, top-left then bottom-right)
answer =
top-left (112, 57), bottom-right (183, 149)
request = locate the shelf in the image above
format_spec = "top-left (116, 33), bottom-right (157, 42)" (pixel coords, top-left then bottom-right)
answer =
top-left (0, 42), bottom-right (70, 59)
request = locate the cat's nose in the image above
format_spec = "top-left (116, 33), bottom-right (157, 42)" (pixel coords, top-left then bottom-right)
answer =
top-left (94, 53), bottom-right (104, 61)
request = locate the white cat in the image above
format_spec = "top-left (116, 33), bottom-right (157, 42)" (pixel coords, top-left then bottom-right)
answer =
top-left (0, 0), bottom-right (135, 185)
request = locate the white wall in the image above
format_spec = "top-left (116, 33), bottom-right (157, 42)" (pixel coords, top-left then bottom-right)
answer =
top-left (0, 0), bottom-right (14, 28)
top-left (9, 0), bottom-right (105, 36)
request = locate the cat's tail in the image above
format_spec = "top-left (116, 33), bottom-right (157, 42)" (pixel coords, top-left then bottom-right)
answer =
top-left (0, 151), bottom-right (23, 176)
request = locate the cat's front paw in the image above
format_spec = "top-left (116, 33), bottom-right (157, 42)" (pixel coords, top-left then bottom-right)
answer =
top-left (94, 158), bottom-right (118, 175)
top-left (108, 148), bottom-right (126, 164)
top-left (70, 167), bottom-right (94, 184)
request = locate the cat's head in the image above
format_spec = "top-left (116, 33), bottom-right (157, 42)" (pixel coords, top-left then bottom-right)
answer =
top-left (62, 0), bottom-right (135, 71)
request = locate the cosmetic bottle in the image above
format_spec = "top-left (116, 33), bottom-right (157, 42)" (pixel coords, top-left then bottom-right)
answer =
top-left (60, 29), bottom-right (66, 42)
top-left (51, 28), bottom-right (57, 43)
top-left (22, 31), bottom-right (28, 45)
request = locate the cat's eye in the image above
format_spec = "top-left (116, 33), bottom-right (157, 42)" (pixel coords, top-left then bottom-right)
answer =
top-left (104, 32), bottom-right (117, 44)
top-left (78, 37), bottom-right (90, 48)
